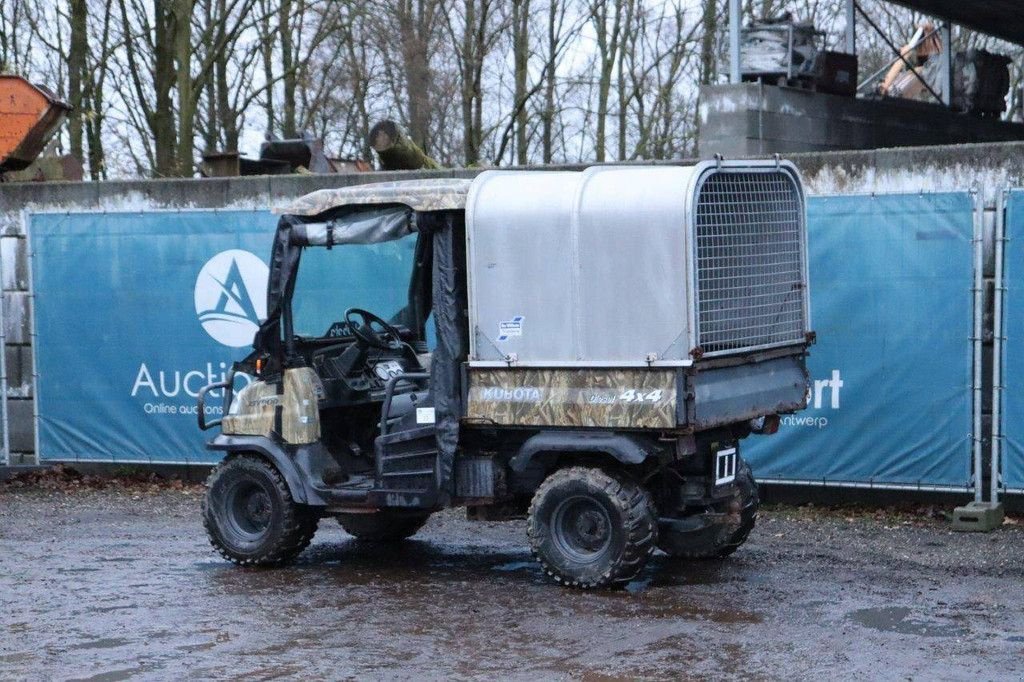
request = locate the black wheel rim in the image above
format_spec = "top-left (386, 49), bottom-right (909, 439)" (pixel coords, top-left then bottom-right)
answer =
top-left (550, 495), bottom-right (612, 563)
top-left (224, 480), bottom-right (273, 541)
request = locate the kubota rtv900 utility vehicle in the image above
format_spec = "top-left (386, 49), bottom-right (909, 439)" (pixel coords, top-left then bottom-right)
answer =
top-left (198, 161), bottom-right (813, 588)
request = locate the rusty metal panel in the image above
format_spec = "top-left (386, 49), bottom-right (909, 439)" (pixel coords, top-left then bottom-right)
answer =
top-left (0, 75), bottom-right (70, 173)
top-left (691, 355), bottom-right (808, 430)
top-left (465, 368), bottom-right (677, 429)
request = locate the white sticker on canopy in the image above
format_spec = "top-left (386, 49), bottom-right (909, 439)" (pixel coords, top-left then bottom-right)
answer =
top-left (497, 316), bottom-right (524, 342)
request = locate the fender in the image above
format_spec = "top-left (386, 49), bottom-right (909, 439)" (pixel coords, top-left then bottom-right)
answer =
top-left (509, 431), bottom-right (657, 473)
top-left (206, 434), bottom-right (325, 505)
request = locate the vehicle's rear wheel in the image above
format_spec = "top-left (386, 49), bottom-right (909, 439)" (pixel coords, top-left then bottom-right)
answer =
top-left (527, 466), bottom-right (657, 589)
top-left (202, 454), bottom-right (319, 566)
top-left (657, 460), bottom-right (759, 559)
top-left (336, 511), bottom-right (431, 541)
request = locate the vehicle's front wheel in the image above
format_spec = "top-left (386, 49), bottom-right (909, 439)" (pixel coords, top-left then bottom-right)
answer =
top-left (336, 511), bottom-right (431, 541)
top-left (527, 466), bottom-right (657, 589)
top-left (202, 454), bottom-right (319, 566)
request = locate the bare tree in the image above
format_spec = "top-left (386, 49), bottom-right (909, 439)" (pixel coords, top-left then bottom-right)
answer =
top-left (588, 0), bottom-right (626, 162)
top-left (538, 0), bottom-right (584, 164)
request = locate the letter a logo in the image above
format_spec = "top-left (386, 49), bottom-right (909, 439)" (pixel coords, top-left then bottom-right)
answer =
top-left (194, 250), bottom-right (269, 347)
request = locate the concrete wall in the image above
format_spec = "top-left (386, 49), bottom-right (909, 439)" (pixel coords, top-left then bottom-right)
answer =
top-left (698, 83), bottom-right (1024, 158)
top-left (1, 140), bottom-right (1022, 463)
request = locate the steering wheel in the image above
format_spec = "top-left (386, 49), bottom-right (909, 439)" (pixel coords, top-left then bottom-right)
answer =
top-left (344, 308), bottom-right (402, 350)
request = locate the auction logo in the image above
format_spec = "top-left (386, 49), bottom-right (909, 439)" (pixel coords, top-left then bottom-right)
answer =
top-left (194, 249), bottom-right (269, 347)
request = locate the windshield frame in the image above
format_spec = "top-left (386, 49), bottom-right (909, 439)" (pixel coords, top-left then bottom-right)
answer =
top-left (285, 230), bottom-right (426, 343)
top-left (278, 226), bottom-right (432, 357)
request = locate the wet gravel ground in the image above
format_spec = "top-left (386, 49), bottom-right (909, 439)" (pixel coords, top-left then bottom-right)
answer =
top-left (2, 483), bottom-right (1023, 681)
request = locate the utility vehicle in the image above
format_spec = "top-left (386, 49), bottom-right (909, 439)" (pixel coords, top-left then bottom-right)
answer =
top-left (198, 161), bottom-right (813, 588)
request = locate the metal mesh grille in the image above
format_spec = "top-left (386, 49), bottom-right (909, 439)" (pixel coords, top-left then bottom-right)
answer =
top-left (694, 170), bottom-right (806, 355)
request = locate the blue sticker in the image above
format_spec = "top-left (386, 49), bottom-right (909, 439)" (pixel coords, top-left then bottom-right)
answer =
top-left (497, 316), bottom-right (524, 342)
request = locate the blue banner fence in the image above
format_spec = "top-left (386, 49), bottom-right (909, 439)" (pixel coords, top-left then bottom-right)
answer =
top-left (744, 192), bottom-right (976, 491)
top-left (1001, 191), bottom-right (1024, 493)
top-left (22, 193), bottom-right (995, 495)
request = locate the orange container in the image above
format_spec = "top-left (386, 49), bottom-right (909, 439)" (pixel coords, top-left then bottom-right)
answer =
top-left (0, 75), bottom-right (70, 172)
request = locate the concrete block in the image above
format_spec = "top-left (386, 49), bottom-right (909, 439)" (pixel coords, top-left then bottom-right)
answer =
top-left (697, 82), bottom-right (1024, 157)
top-left (223, 176), bottom-right (272, 209)
top-left (6, 452), bottom-right (37, 464)
top-left (5, 345), bottom-right (32, 398)
top-left (1, 237), bottom-right (28, 291)
top-left (0, 212), bottom-right (24, 237)
top-left (952, 501), bottom-right (1004, 532)
top-left (0, 181), bottom-right (100, 214)
top-left (3, 292), bottom-right (29, 344)
top-left (7, 398), bottom-right (34, 453)
top-left (268, 174), bottom-right (359, 202)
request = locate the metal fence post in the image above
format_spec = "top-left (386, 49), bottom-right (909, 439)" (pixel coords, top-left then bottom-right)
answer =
top-left (939, 22), bottom-right (952, 106)
top-left (24, 211), bottom-right (41, 465)
top-left (845, 0), bottom-right (856, 54)
top-left (991, 189), bottom-right (1007, 504)
top-left (972, 190), bottom-right (984, 503)
top-left (729, 0), bottom-right (741, 84)
top-left (0, 233), bottom-right (8, 467)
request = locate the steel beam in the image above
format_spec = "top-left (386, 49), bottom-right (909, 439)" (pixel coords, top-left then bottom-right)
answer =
top-left (729, 0), bottom-right (741, 84)
top-left (939, 22), bottom-right (952, 106)
top-left (845, 0), bottom-right (856, 54)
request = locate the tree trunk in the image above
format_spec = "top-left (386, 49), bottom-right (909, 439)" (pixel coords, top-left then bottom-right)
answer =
top-left (512, 0), bottom-right (530, 165)
top-left (259, 0), bottom-right (275, 135)
top-left (279, 0), bottom-right (297, 137)
top-left (459, 0), bottom-right (478, 165)
top-left (699, 0), bottom-right (717, 85)
top-left (616, 0), bottom-right (634, 161)
top-left (396, 0), bottom-right (436, 155)
top-left (369, 120), bottom-right (441, 170)
top-left (152, 0), bottom-right (178, 177)
top-left (591, 0), bottom-right (624, 163)
top-left (214, 0), bottom-right (237, 150)
top-left (541, 0), bottom-right (559, 163)
top-left (67, 0), bottom-right (87, 162)
top-left (174, 0), bottom-right (196, 177)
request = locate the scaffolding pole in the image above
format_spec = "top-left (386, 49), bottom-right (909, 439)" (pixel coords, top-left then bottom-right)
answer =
top-left (845, 0), bottom-right (856, 54)
top-left (729, 0), bottom-right (741, 83)
top-left (992, 190), bottom-right (1007, 504)
top-left (972, 190), bottom-right (984, 503)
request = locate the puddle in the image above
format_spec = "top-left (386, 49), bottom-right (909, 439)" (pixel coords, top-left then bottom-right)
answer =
top-left (176, 640), bottom-right (218, 653)
top-left (67, 637), bottom-right (131, 651)
top-left (849, 607), bottom-right (968, 638)
top-left (92, 605), bottom-right (135, 613)
top-left (68, 665), bottom-right (153, 682)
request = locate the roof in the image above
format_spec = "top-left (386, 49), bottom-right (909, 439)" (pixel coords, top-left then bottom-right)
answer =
top-left (276, 178), bottom-right (473, 216)
top-left (887, 1), bottom-right (1024, 46)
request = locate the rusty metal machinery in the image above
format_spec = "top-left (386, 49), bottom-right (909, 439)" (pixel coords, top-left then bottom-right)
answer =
top-left (0, 75), bottom-right (70, 175)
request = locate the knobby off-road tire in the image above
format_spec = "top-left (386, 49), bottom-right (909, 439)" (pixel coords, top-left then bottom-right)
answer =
top-left (527, 466), bottom-right (658, 589)
top-left (202, 454), bottom-right (319, 567)
top-left (657, 460), bottom-right (759, 560)
top-left (336, 512), bottom-right (431, 541)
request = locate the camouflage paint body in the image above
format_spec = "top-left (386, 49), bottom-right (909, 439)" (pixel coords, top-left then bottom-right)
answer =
top-left (222, 368), bottom-right (322, 444)
top-left (465, 368), bottom-right (677, 429)
top-left (276, 178), bottom-right (472, 217)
